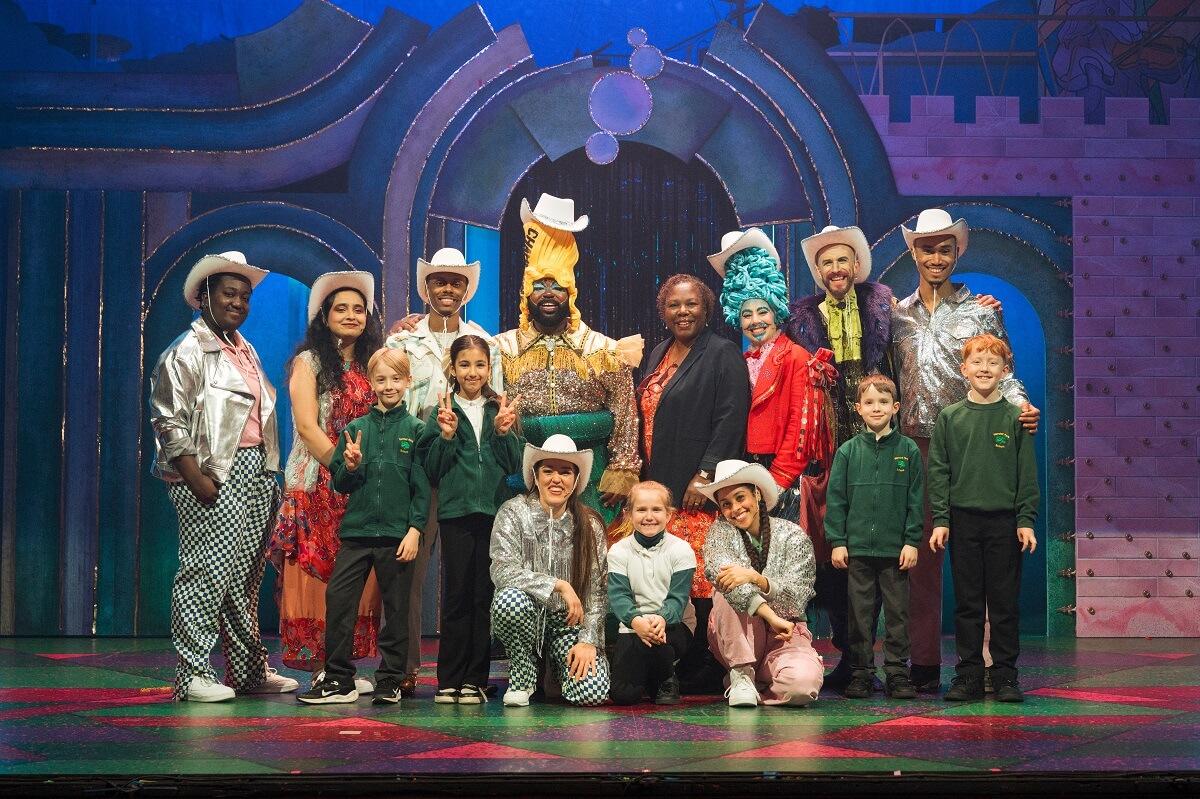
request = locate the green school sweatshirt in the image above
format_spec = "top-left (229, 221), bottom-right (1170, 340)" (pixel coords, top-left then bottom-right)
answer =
top-left (824, 426), bottom-right (925, 557)
top-left (416, 398), bottom-right (524, 520)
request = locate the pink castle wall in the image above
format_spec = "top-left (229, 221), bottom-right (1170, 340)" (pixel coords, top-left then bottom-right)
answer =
top-left (862, 94), bottom-right (1200, 637)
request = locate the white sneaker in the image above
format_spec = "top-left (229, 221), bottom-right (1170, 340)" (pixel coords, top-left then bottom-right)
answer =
top-left (186, 675), bottom-right (235, 703)
top-left (354, 676), bottom-right (375, 695)
top-left (503, 687), bottom-right (533, 707)
top-left (726, 666), bottom-right (759, 708)
top-left (241, 668), bottom-right (299, 694)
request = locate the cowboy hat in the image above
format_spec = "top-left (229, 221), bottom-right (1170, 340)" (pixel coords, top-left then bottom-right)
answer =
top-left (901, 208), bottom-right (969, 256)
top-left (800, 225), bottom-right (872, 287)
top-left (183, 251), bottom-right (269, 310)
top-left (307, 271), bottom-right (375, 323)
top-left (416, 247), bottom-right (481, 306)
top-left (707, 228), bottom-right (781, 277)
top-left (522, 434), bottom-right (594, 496)
top-left (696, 459), bottom-right (780, 512)
top-left (520, 193), bottom-right (589, 233)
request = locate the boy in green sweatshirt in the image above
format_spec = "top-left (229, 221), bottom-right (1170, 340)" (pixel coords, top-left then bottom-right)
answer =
top-left (826, 375), bottom-right (924, 700)
top-left (928, 334), bottom-right (1038, 704)
top-left (298, 347), bottom-right (430, 706)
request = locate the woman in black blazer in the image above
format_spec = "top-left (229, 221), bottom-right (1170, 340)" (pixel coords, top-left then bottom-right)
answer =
top-left (637, 274), bottom-right (750, 691)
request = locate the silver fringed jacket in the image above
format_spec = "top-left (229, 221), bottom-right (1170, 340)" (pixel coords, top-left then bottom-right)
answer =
top-left (703, 516), bottom-right (816, 622)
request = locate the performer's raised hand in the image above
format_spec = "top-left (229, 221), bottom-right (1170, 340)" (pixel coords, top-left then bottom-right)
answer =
top-left (436, 392), bottom-right (458, 440)
top-left (494, 393), bottom-right (520, 436)
top-left (343, 429), bottom-right (364, 472)
top-left (388, 313), bottom-right (425, 335)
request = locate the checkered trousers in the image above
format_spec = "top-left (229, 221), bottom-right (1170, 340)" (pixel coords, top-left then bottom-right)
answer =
top-left (491, 587), bottom-right (611, 706)
top-left (167, 447), bottom-right (280, 700)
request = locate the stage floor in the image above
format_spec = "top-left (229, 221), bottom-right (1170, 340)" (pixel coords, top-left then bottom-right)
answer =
top-left (1, 636), bottom-right (1198, 779)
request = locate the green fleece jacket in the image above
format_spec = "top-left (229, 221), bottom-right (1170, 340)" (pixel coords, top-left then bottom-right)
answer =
top-left (824, 426), bottom-right (924, 557)
top-left (330, 403), bottom-right (429, 540)
top-left (416, 398), bottom-right (525, 520)
top-left (928, 398), bottom-right (1040, 528)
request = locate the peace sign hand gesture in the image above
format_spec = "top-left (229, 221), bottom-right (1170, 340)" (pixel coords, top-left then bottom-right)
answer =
top-left (494, 393), bottom-right (521, 437)
top-left (342, 430), bottom-right (364, 472)
top-left (436, 392), bottom-right (458, 440)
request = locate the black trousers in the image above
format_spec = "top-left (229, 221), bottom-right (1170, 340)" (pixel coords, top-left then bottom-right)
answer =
top-left (436, 513), bottom-right (495, 689)
top-left (949, 507), bottom-right (1022, 681)
top-left (847, 556), bottom-right (910, 678)
top-left (609, 623), bottom-right (693, 705)
top-left (325, 537), bottom-right (415, 684)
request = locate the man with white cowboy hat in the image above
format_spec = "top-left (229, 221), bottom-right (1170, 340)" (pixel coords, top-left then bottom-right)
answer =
top-left (386, 246), bottom-right (503, 695)
top-left (892, 207), bottom-right (1040, 694)
top-left (697, 459), bottom-right (824, 707)
top-left (489, 434), bottom-right (611, 707)
top-left (150, 251), bottom-right (298, 701)
top-left (495, 193), bottom-right (643, 525)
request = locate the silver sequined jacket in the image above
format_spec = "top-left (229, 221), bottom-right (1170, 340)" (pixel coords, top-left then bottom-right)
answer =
top-left (892, 284), bottom-right (1028, 439)
top-left (149, 318), bottom-right (280, 483)
top-left (703, 517), bottom-right (815, 621)
top-left (490, 494), bottom-right (608, 647)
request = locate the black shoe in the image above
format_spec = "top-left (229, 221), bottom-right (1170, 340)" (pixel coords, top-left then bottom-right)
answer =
top-left (910, 664), bottom-right (941, 694)
top-left (843, 675), bottom-right (873, 699)
top-left (994, 678), bottom-right (1024, 703)
top-left (399, 675), bottom-right (417, 698)
top-left (372, 679), bottom-right (402, 705)
top-left (654, 675), bottom-right (682, 705)
top-left (823, 659), bottom-right (853, 692)
top-left (457, 684), bottom-right (488, 705)
top-left (885, 674), bottom-right (918, 699)
top-left (944, 676), bottom-right (985, 702)
top-left (298, 677), bottom-right (358, 704)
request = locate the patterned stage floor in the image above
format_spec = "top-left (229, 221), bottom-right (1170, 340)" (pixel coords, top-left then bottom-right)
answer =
top-left (1, 636), bottom-right (1198, 779)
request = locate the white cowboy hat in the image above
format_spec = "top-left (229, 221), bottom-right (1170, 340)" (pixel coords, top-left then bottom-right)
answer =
top-left (707, 228), bottom-right (781, 277)
top-left (183, 251), bottom-right (269, 309)
top-left (800, 225), bottom-right (873, 287)
top-left (696, 459), bottom-right (780, 511)
top-left (520, 193), bottom-right (589, 232)
top-left (307, 270), bottom-right (375, 323)
top-left (901, 208), bottom-right (969, 256)
top-left (416, 247), bottom-right (481, 306)
top-left (522, 434), bottom-right (594, 497)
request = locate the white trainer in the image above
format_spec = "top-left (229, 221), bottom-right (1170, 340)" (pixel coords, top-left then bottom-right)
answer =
top-left (185, 676), bottom-right (235, 703)
top-left (726, 666), bottom-right (759, 708)
top-left (503, 687), bottom-right (533, 707)
top-left (241, 667), bottom-right (299, 694)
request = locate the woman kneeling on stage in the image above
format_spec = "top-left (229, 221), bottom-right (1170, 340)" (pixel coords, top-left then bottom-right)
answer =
top-left (700, 460), bottom-right (824, 708)
top-left (490, 435), bottom-right (611, 707)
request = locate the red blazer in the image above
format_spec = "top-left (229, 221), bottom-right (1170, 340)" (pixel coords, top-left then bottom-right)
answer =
top-left (745, 336), bottom-right (837, 489)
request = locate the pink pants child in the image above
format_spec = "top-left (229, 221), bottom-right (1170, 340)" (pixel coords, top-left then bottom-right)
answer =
top-left (707, 591), bottom-right (824, 706)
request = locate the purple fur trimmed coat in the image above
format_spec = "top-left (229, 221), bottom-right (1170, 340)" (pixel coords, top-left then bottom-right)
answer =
top-left (785, 281), bottom-right (894, 378)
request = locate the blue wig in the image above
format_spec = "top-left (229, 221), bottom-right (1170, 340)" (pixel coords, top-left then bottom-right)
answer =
top-left (719, 247), bottom-right (790, 327)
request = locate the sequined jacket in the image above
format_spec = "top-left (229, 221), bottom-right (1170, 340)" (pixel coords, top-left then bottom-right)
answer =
top-left (892, 284), bottom-right (1028, 439)
top-left (150, 318), bottom-right (280, 483)
top-left (489, 494), bottom-right (608, 647)
top-left (702, 517), bottom-right (816, 621)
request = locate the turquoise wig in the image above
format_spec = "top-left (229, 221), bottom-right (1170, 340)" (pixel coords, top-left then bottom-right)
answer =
top-left (718, 247), bottom-right (790, 327)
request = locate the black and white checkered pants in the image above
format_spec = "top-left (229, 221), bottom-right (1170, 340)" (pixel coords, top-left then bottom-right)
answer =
top-left (491, 587), bottom-right (610, 706)
top-left (167, 447), bottom-right (279, 700)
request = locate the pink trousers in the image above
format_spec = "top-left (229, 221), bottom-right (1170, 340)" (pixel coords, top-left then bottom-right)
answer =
top-left (707, 591), bottom-right (824, 706)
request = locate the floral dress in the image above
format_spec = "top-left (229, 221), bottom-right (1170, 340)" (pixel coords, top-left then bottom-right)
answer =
top-left (269, 351), bottom-right (379, 670)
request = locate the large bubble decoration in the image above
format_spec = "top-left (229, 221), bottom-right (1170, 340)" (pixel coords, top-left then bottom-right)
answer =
top-left (585, 28), bottom-right (662, 165)
top-left (630, 45), bottom-right (664, 80)
top-left (626, 27), bottom-right (648, 47)
top-left (585, 131), bottom-right (620, 165)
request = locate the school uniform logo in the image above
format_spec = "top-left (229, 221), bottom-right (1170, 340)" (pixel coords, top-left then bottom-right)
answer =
top-left (399, 438), bottom-right (414, 453)
top-left (992, 432), bottom-right (1010, 448)
top-left (894, 456), bottom-right (909, 473)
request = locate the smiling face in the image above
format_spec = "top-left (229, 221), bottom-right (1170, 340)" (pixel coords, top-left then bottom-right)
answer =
top-left (739, 300), bottom-right (779, 346)
top-left (627, 486), bottom-right (671, 536)
top-left (325, 288), bottom-right (367, 346)
top-left (662, 280), bottom-right (705, 344)
top-left (426, 272), bottom-right (468, 316)
top-left (816, 243), bottom-right (858, 300)
top-left (855, 384), bottom-right (899, 434)
top-left (527, 278), bottom-right (570, 332)
top-left (715, 484), bottom-right (762, 534)
top-left (535, 458), bottom-right (578, 510)
top-left (201, 274), bottom-right (253, 333)
top-left (912, 234), bottom-right (958, 290)
top-left (451, 344), bottom-right (491, 400)
top-left (370, 361), bottom-right (411, 409)
top-left (960, 347), bottom-right (1010, 399)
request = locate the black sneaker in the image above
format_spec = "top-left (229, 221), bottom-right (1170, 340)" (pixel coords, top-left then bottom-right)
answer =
top-left (885, 674), bottom-right (918, 699)
top-left (434, 687), bottom-right (459, 704)
top-left (994, 679), bottom-right (1024, 703)
top-left (298, 677), bottom-right (358, 704)
top-left (944, 676), bottom-right (985, 702)
top-left (457, 684), bottom-right (488, 705)
top-left (372, 679), bottom-right (402, 705)
top-left (843, 675), bottom-right (874, 699)
top-left (654, 674), bottom-right (682, 705)
top-left (910, 664), bottom-right (941, 694)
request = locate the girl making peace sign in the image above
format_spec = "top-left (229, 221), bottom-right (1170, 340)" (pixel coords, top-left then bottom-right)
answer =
top-left (417, 335), bottom-right (525, 703)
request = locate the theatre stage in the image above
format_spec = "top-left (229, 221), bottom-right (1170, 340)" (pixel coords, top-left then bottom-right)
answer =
top-left (1, 637), bottom-right (1197, 795)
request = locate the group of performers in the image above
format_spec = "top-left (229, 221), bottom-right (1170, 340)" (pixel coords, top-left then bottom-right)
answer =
top-left (149, 194), bottom-right (1040, 708)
